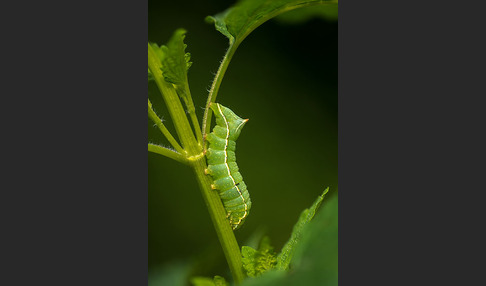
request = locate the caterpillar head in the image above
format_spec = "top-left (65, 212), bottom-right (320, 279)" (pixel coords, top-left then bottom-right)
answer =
top-left (210, 103), bottom-right (249, 140)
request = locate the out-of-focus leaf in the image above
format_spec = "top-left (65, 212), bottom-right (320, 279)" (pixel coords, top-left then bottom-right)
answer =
top-left (276, 187), bottom-right (329, 270)
top-left (239, 270), bottom-right (287, 286)
top-left (213, 276), bottom-right (228, 286)
top-left (289, 194), bottom-right (338, 285)
top-left (242, 246), bottom-right (259, 277)
top-left (191, 275), bottom-right (228, 286)
top-left (242, 226), bottom-right (268, 250)
top-left (259, 236), bottom-right (274, 254)
top-left (206, 0), bottom-right (338, 45)
top-left (240, 193), bottom-right (338, 286)
top-left (148, 261), bottom-right (192, 286)
top-left (191, 277), bottom-right (214, 286)
top-left (242, 236), bottom-right (277, 277)
top-left (276, 4), bottom-right (338, 23)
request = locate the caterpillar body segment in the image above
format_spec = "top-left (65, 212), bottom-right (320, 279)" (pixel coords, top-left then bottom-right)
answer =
top-left (206, 103), bottom-right (251, 230)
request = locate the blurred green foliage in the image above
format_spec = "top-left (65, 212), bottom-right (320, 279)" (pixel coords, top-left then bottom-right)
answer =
top-left (149, 0), bottom-right (337, 284)
top-left (242, 236), bottom-right (277, 278)
top-left (240, 195), bottom-right (338, 286)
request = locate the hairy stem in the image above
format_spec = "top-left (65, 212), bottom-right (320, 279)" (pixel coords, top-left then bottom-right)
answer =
top-left (202, 41), bottom-right (239, 143)
top-left (148, 99), bottom-right (185, 154)
top-left (182, 85), bottom-right (203, 145)
top-left (148, 143), bottom-right (187, 164)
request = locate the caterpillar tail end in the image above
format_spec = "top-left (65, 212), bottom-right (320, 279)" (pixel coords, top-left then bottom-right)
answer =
top-left (231, 221), bottom-right (243, 231)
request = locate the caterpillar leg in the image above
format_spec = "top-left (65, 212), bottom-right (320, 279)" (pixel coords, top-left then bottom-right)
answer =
top-left (227, 213), bottom-right (236, 229)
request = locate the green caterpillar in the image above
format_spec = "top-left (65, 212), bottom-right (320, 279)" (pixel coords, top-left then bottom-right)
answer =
top-left (205, 103), bottom-right (252, 230)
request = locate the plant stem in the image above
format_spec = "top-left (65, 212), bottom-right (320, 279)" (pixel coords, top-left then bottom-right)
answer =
top-left (148, 44), bottom-right (198, 153)
top-left (182, 85), bottom-right (203, 145)
top-left (148, 143), bottom-right (187, 164)
top-left (149, 43), bottom-right (245, 283)
top-left (202, 41), bottom-right (239, 141)
top-left (148, 99), bottom-right (185, 154)
top-left (190, 157), bottom-right (245, 284)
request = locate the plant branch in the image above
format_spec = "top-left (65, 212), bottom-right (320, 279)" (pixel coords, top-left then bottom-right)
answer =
top-left (148, 143), bottom-right (187, 164)
top-left (202, 41), bottom-right (239, 143)
top-left (148, 99), bottom-right (185, 154)
top-left (181, 85), bottom-right (203, 145)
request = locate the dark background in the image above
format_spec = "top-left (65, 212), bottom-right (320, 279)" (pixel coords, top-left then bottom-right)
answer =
top-left (148, 0), bottom-right (338, 282)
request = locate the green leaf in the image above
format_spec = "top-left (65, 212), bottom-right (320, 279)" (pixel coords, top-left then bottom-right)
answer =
top-left (239, 194), bottom-right (338, 286)
top-left (206, 0), bottom-right (338, 45)
top-left (159, 28), bottom-right (192, 86)
top-left (276, 4), bottom-right (338, 23)
top-left (276, 187), bottom-right (329, 270)
top-left (242, 236), bottom-right (277, 277)
top-left (289, 194), bottom-right (338, 285)
top-left (190, 276), bottom-right (228, 286)
top-left (213, 276), bottom-right (228, 286)
top-left (147, 42), bottom-right (164, 82)
top-left (258, 236), bottom-right (274, 254)
top-left (241, 246), bottom-right (258, 277)
top-left (148, 261), bottom-right (192, 286)
top-left (191, 277), bottom-right (215, 286)
top-left (147, 29), bottom-right (192, 87)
